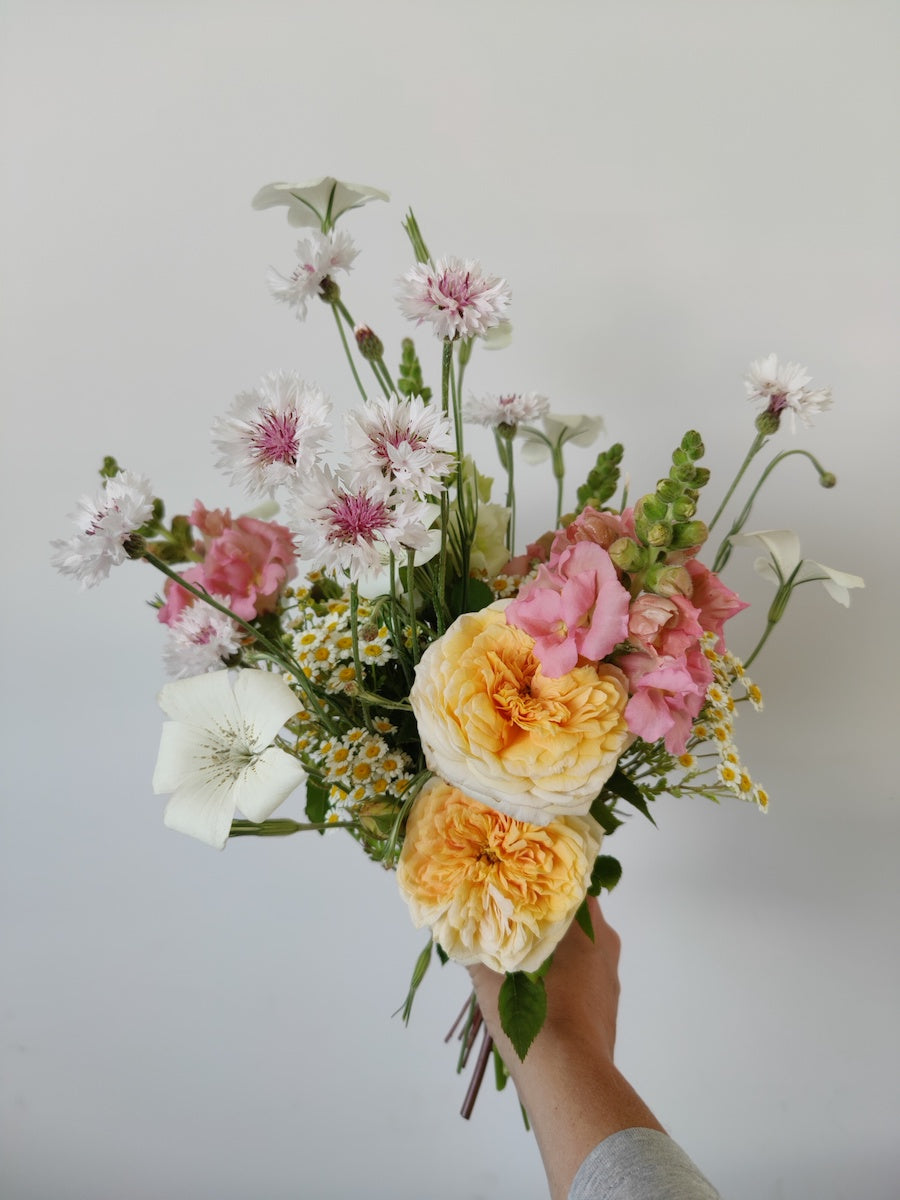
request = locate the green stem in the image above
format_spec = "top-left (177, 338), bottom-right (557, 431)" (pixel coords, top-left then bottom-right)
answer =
top-left (229, 818), bottom-right (356, 837)
top-left (349, 582), bottom-right (373, 730)
top-left (331, 303), bottom-right (368, 401)
top-left (406, 548), bottom-right (419, 665)
top-left (435, 340), bottom-right (454, 627)
top-left (712, 448), bottom-right (834, 573)
top-left (334, 297), bottom-right (395, 394)
top-left (743, 620), bottom-right (777, 670)
top-left (708, 432), bottom-right (767, 533)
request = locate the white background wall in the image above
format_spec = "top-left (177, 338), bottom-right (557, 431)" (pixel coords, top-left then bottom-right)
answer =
top-left (2, 2), bottom-right (898, 1197)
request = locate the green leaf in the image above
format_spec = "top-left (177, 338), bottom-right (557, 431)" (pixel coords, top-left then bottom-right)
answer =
top-left (605, 769), bottom-right (657, 826)
top-left (435, 944), bottom-right (449, 966)
top-left (448, 576), bottom-right (494, 617)
top-left (574, 898), bottom-right (595, 941)
top-left (305, 779), bottom-right (329, 827)
top-left (498, 972), bottom-right (547, 1061)
top-left (589, 795), bottom-right (624, 835)
top-left (492, 1044), bottom-right (510, 1092)
top-left (397, 938), bottom-right (432, 1024)
top-left (589, 854), bottom-right (623, 895)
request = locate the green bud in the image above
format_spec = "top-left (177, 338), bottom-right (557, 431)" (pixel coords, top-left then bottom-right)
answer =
top-left (318, 276), bottom-right (341, 304)
top-left (820, 471), bottom-right (837, 488)
top-left (671, 496), bottom-right (696, 520)
top-left (644, 563), bottom-right (692, 598)
top-left (123, 533), bottom-right (146, 560)
top-left (671, 519), bottom-right (708, 550)
top-left (608, 537), bottom-right (646, 572)
top-left (458, 337), bottom-right (474, 366)
top-left (672, 463), bottom-right (697, 485)
top-left (672, 447), bottom-right (691, 468)
top-left (755, 410), bottom-right (780, 436)
top-left (681, 431), bottom-right (704, 460)
top-left (691, 467), bottom-right (711, 488)
top-left (354, 324), bottom-right (384, 361)
top-left (656, 478), bottom-right (681, 504)
top-left (100, 455), bottom-right (121, 479)
top-left (634, 494), bottom-right (668, 523)
top-left (646, 521), bottom-right (673, 547)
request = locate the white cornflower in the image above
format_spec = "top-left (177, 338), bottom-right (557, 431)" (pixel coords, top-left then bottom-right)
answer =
top-left (346, 394), bottom-right (454, 497)
top-left (153, 669), bottom-right (307, 850)
top-left (745, 353), bottom-right (832, 431)
top-left (163, 598), bottom-right (243, 678)
top-left (519, 412), bottom-right (605, 464)
top-left (286, 466), bottom-right (434, 582)
top-left (267, 229), bottom-right (358, 320)
top-left (52, 470), bottom-right (155, 588)
top-left (212, 370), bottom-right (332, 495)
top-left (252, 177), bottom-right (389, 230)
top-left (734, 529), bottom-right (865, 607)
top-left (396, 256), bottom-right (511, 341)
top-left (463, 392), bottom-right (550, 429)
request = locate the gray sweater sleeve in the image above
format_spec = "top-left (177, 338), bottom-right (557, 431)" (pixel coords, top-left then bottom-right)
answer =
top-left (568, 1128), bottom-right (720, 1200)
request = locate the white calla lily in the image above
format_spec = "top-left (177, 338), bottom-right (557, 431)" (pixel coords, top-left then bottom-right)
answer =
top-left (734, 529), bottom-right (864, 607)
top-left (153, 669), bottom-right (307, 849)
top-left (252, 177), bottom-right (389, 230)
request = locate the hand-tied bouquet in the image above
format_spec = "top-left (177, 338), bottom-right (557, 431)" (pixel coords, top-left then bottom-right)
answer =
top-left (53, 176), bottom-right (864, 1112)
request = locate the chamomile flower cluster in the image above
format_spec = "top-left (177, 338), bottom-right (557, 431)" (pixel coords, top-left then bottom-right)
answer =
top-left (285, 587), bottom-right (396, 694)
top-left (685, 632), bottom-right (768, 810)
top-left (318, 726), bottom-right (414, 807)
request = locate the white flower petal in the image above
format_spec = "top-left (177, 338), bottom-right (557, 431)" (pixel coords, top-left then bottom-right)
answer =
top-left (163, 775), bottom-right (237, 851)
top-left (230, 747), bottom-right (307, 822)
top-left (157, 670), bottom-right (243, 731)
top-left (252, 178), bottom-right (389, 228)
top-left (735, 530), bottom-right (802, 578)
top-left (231, 670), bottom-right (303, 748)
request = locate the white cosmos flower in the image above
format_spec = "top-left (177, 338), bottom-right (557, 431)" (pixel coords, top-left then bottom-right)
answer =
top-left (212, 370), bottom-right (332, 495)
top-left (153, 669), bottom-right (306, 849)
top-left (520, 412), bottom-right (605, 464)
top-left (463, 392), bottom-right (549, 430)
top-left (267, 229), bottom-right (358, 320)
top-left (286, 465), bottom-right (434, 582)
top-left (745, 353), bottom-right (832, 432)
top-left (163, 599), bottom-right (243, 679)
top-left (396, 257), bottom-right (511, 341)
top-left (251, 177), bottom-right (389, 230)
top-left (345, 394), bottom-right (454, 497)
top-left (734, 529), bottom-right (865, 606)
top-left (51, 470), bottom-right (155, 588)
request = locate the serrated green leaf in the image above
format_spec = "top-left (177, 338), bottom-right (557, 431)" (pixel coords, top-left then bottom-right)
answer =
top-left (498, 972), bottom-right (547, 1061)
top-left (589, 795), bottom-right (624, 835)
top-left (589, 854), bottom-right (623, 895)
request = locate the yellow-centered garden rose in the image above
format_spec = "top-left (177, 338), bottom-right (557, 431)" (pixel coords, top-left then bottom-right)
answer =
top-left (397, 778), bottom-right (603, 973)
top-left (409, 603), bottom-right (630, 824)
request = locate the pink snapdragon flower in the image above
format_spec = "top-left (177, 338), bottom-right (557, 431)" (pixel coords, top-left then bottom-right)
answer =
top-left (505, 541), bottom-right (630, 676)
top-left (627, 593), bottom-right (705, 659)
top-left (685, 558), bottom-right (748, 649)
top-left (618, 645), bottom-right (713, 755)
top-left (549, 506), bottom-right (635, 563)
top-left (158, 503), bottom-right (296, 625)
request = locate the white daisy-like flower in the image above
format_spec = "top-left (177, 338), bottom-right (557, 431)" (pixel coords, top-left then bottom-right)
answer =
top-left (51, 470), bottom-right (155, 588)
top-left (286, 466), bottom-right (434, 582)
top-left (396, 256), bottom-right (511, 341)
top-left (153, 669), bottom-right (307, 850)
top-left (212, 370), bottom-right (332, 495)
top-left (519, 412), bottom-right (605, 464)
top-left (745, 353), bottom-right (832, 431)
top-left (463, 391), bottom-right (550, 429)
top-left (267, 229), bottom-right (358, 320)
top-left (734, 529), bottom-right (864, 606)
top-left (252, 177), bottom-right (389, 230)
top-left (163, 597), bottom-right (243, 679)
top-left (346, 394), bottom-right (454, 497)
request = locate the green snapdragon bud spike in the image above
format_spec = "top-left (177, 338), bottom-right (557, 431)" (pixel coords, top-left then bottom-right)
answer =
top-left (634, 494), bottom-right (668, 524)
top-left (574, 442), bottom-right (624, 514)
top-left (609, 537), bottom-right (647, 572)
top-left (671, 496), bottom-right (697, 520)
top-left (656, 478), bottom-right (681, 504)
top-left (670, 520), bottom-right (708, 550)
top-left (646, 521), bottom-right (673, 548)
top-left (644, 563), bottom-right (692, 597)
top-left (398, 337), bottom-right (432, 403)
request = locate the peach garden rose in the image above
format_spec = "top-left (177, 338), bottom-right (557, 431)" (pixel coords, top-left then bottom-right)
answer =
top-left (409, 602), bottom-right (630, 825)
top-left (397, 778), bottom-right (603, 973)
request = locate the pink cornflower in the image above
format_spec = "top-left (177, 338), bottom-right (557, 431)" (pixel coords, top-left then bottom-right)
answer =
top-left (287, 466), bottom-right (433, 582)
top-left (267, 229), bottom-right (358, 320)
top-left (212, 371), bottom-right (331, 496)
top-left (52, 470), bottom-right (155, 588)
top-left (463, 392), bottom-right (549, 429)
top-left (346, 394), bottom-right (454, 497)
top-left (745, 353), bottom-right (832, 431)
top-left (396, 256), bottom-right (511, 341)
